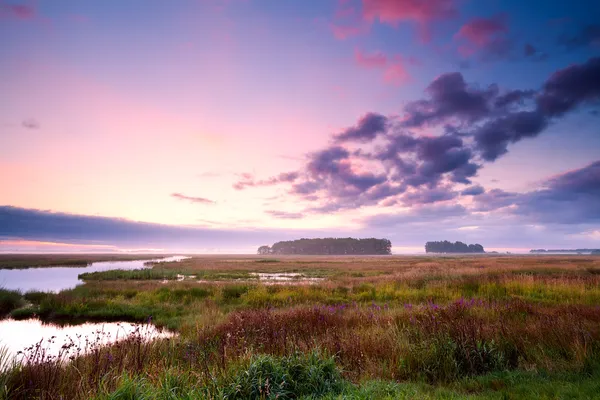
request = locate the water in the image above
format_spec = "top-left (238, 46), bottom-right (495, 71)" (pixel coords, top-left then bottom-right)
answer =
top-left (0, 256), bottom-right (189, 292)
top-left (0, 319), bottom-right (172, 361)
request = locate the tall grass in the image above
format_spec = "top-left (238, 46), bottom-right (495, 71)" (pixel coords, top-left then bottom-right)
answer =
top-left (79, 269), bottom-right (181, 281)
top-left (2, 255), bottom-right (600, 398)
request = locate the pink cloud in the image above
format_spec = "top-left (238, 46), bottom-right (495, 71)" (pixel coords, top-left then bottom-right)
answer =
top-left (330, 0), bottom-right (369, 40)
top-left (454, 15), bottom-right (511, 58)
top-left (383, 63), bottom-right (410, 85)
top-left (355, 49), bottom-right (388, 68)
top-left (354, 49), bottom-right (410, 85)
top-left (0, 2), bottom-right (35, 20)
top-left (455, 15), bottom-right (507, 47)
top-left (331, 0), bottom-right (457, 42)
top-left (330, 23), bottom-right (368, 39)
top-left (362, 0), bottom-right (456, 25)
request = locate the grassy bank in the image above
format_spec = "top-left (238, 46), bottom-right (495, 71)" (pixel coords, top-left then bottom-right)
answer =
top-left (1, 255), bottom-right (600, 399)
top-left (0, 254), bottom-right (171, 270)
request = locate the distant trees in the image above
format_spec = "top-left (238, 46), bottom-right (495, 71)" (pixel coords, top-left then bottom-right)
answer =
top-left (257, 246), bottom-right (271, 255)
top-left (531, 248), bottom-right (600, 253)
top-left (425, 241), bottom-right (485, 254)
top-left (257, 238), bottom-right (392, 255)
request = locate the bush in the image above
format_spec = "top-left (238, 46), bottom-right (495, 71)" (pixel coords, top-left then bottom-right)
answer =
top-left (219, 351), bottom-right (343, 399)
top-left (0, 289), bottom-right (24, 317)
top-left (221, 285), bottom-right (250, 301)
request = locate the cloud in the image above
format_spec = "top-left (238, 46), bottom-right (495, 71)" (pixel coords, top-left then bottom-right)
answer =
top-left (559, 24), bottom-right (600, 50)
top-left (537, 56), bottom-right (600, 118)
top-left (334, 112), bottom-right (387, 142)
top-left (330, 23), bottom-right (368, 40)
top-left (171, 193), bottom-right (215, 204)
top-left (362, 204), bottom-right (467, 228)
top-left (455, 15), bottom-right (509, 56)
top-left (354, 49), bottom-right (410, 85)
top-left (0, 2), bottom-right (35, 20)
top-left (21, 118), bottom-right (39, 129)
top-left (473, 110), bottom-right (548, 161)
top-left (523, 43), bottom-right (548, 62)
top-left (401, 72), bottom-right (497, 128)
top-left (401, 186), bottom-right (458, 206)
top-left (234, 171), bottom-right (299, 190)
top-left (235, 57), bottom-right (600, 216)
top-left (471, 160), bottom-right (600, 224)
top-left (266, 210), bottom-right (304, 219)
top-left (493, 89), bottom-right (536, 109)
top-left (330, 0), bottom-right (456, 42)
top-left (461, 185), bottom-right (485, 196)
top-left (362, 0), bottom-right (456, 25)
top-left (354, 49), bottom-right (387, 68)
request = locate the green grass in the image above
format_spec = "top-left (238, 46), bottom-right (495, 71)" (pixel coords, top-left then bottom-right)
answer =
top-left (87, 358), bottom-right (600, 400)
top-left (79, 269), bottom-right (182, 281)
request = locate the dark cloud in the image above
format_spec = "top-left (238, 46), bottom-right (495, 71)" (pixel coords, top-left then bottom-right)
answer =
top-left (171, 193), bottom-right (215, 204)
top-left (559, 24), bottom-right (600, 50)
top-left (472, 161), bottom-right (600, 224)
top-left (537, 57), bottom-right (600, 117)
top-left (401, 186), bottom-right (458, 206)
top-left (514, 161), bottom-right (600, 224)
top-left (234, 57), bottom-right (600, 215)
top-left (0, 206), bottom-right (345, 251)
top-left (334, 112), bottom-right (387, 143)
top-left (494, 89), bottom-right (536, 109)
top-left (234, 171), bottom-right (299, 190)
top-left (461, 185), bottom-right (485, 196)
top-left (473, 110), bottom-right (548, 161)
top-left (266, 210), bottom-right (304, 220)
top-left (523, 44), bottom-right (548, 62)
top-left (472, 189), bottom-right (520, 212)
top-left (22, 118), bottom-right (39, 129)
top-left (402, 72), bottom-right (497, 128)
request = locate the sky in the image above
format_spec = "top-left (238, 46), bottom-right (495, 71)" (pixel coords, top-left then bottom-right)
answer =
top-left (1, 0), bottom-right (599, 254)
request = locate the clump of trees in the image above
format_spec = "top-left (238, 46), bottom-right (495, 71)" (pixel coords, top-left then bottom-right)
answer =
top-left (425, 241), bottom-right (485, 254)
top-left (257, 238), bottom-right (392, 255)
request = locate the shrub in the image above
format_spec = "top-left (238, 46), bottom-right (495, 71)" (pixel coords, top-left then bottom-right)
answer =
top-left (219, 351), bottom-right (343, 399)
top-left (0, 288), bottom-right (24, 317)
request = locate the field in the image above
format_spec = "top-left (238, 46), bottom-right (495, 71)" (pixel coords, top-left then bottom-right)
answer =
top-left (1, 254), bottom-right (600, 399)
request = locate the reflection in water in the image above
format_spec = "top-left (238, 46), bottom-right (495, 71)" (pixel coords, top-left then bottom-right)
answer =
top-left (0, 319), bottom-right (173, 361)
top-left (0, 256), bottom-right (189, 292)
top-left (250, 272), bottom-right (323, 284)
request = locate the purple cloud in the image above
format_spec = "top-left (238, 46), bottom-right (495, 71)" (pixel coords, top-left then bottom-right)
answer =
top-left (234, 171), bottom-right (299, 190)
top-left (171, 193), bottom-right (215, 204)
top-left (334, 112), bottom-right (387, 143)
top-left (559, 24), bottom-right (600, 50)
top-left (401, 72), bottom-right (497, 128)
top-left (537, 56), bottom-right (600, 117)
top-left (266, 210), bottom-right (304, 219)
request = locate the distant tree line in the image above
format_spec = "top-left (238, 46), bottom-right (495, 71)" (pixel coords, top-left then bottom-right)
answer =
top-left (530, 249), bottom-right (600, 253)
top-left (425, 241), bottom-right (485, 254)
top-left (257, 238), bottom-right (392, 255)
